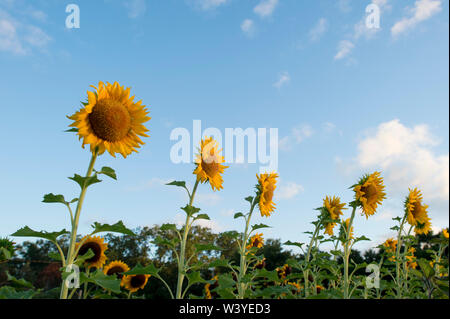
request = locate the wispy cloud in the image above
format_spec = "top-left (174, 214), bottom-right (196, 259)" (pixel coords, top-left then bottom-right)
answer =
top-left (309, 18), bottom-right (328, 41)
top-left (279, 124), bottom-right (313, 151)
top-left (273, 71), bottom-right (290, 89)
top-left (241, 19), bottom-right (255, 37)
top-left (391, 0), bottom-right (442, 37)
top-left (275, 181), bottom-right (304, 200)
top-left (253, 0), bottom-right (279, 18)
top-left (193, 0), bottom-right (230, 11)
top-left (334, 40), bottom-right (354, 60)
top-left (124, 0), bottom-right (147, 18)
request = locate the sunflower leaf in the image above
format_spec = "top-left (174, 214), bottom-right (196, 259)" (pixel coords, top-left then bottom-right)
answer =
top-left (97, 167), bottom-right (117, 180)
top-left (0, 286), bottom-right (38, 299)
top-left (65, 128), bottom-right (78, 133)
top-left (73, 248), bottom-right (95, 266)
top-left (195, 244), bottom-right (223, 251)
top-left (82, 270), bottom-right (121, 294)
top-left (90, 221), bottom-right (135, 236)
top-left (283, 241), bottom-right (304, 249)
top-left (187, 271), bottom-right (207, 285)
top-left (166, 180), bottom-right (187, 188)
top-left (42, 193), bottom-right (67, 205)
top-left (125, 263), bottom-right (160, 276)
top-left (194, 214), bottom-right (210, 221)
top-left (245, 196), bottom-right (254, 204)
top-left (181, 205), bottom-right (201, 217)
top-left (11, 226), bottom-right (69, 243)
top-left (234, 212), bottom-right (245, 219)
top-left (251, 224), bottom-right (271, 233)
top-left (6, 272), bottom-right (34, 289)
top-left (160, 223), bottom-right (178, 232)
top-left (69, 174), bottom-right (102, 189)
top-left (0, 247), bottom-right (12, 261)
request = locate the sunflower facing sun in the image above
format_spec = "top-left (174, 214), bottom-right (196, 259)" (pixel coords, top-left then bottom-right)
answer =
top-left (323, 196), bottom-right (347, 236)
top-left (246, 233), bottom-right (264, 250)
top-left (256, 172), bottom-right (278, 217)
top-left (193, 137), bottom-right (228, 191)
top-left (353, 171), bottom-right (386, 218)
top-left (68, 81), bottom-right (151, 158)
top-left (122, 274), bottom-right (151, 293)
top-left (75, 235), bottom-right (108, 269)
top-left (103, 260), bottom-right (130, 285)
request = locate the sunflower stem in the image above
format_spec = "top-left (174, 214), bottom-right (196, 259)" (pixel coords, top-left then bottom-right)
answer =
top-left (343, 204), bottom-right (356, 299)
top-left (60, 150), bottom-right (99, 300)
top-left (304, 220), bottom-right (321, 298)
top-left (395, 212), bottom-right (408, 299)
top-left (175, 179), bottom-right (199, 299)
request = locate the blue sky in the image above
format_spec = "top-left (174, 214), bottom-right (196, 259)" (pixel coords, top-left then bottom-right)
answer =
top-left (0, 0), bottom-right (448, 253)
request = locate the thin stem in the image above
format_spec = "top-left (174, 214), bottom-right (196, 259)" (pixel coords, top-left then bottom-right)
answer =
top-left (395, 212), bottom-right (408, 299)
top-left (343, 205), bottom-right (356, 299)
top-left (304, 221), bottom-right (321, 297)
top-left (60, 150), bottom-right (98, 299)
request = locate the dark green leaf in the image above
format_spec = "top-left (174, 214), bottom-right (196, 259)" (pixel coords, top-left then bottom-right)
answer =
top-left (90, 221), bottom-right (135, 236)
top-left (11, 226), bottom-right (69, 242)
top-left (42, 193), bottom-right (67, 204)
top-left (97, 167), bottom-right (117, 180)
top-left (69, 174), bottom-right (102, 189)
top-left (125, 263), bottom-right (160, 276)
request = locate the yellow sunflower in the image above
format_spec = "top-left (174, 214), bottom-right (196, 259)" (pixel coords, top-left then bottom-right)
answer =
top-left (353, 171), bottom-right (386, 218)
top-left (246, 233), bottom-right (264, 250)
top-left (443, 229), bottom-right (449, 239)
top-left (122, 274), bottom-right (151, 293)
top-left (75, 236), bottom-right (108, 269)
top-left (205, 275), bottom-right (219, 299)
top-left (405, 188), bottom-right (429, 226)
top-left (287, 282), bottom-right (302, 294)
top-left (383, 238), bottom-right (397, 253)
top-left (256, 172), bottom-right (278, 217)
top-left (68, 81), bottom-right (151, 158)
top-left (414, 215), bottom-right (432, 235)
top-left (323, 196), bottom-right (347, 236)
top-left (406, 247), bottom-right (417, 269)
top-left (276, 264), bottom-right (292, 281)
top-left (193, 137), bottom-right (228, 191)
top-left (103, 260), bottom-right (130, 285)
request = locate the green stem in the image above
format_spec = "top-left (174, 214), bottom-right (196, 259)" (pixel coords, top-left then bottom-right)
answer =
top-left (343, 204), bottom-right (356, 299)
top-left (60, 150), bottom-right (98, 299)
top-left (175, 179), bottom-right (199, 299)
top-left (304, 221), bottom-right (321, 298)
top-left (395, 212), bottom-right (408, 299)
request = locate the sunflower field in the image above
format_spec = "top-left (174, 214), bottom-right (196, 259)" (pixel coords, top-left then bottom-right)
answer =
top-left (0, 82), bottom-right (448, 300)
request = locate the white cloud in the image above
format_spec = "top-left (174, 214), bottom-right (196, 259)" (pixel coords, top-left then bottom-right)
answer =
top-left (241, 19), bottom-right (255, 36)
top-left (0, 13), bottom-right (25, 54)
top-left (275, 181), bottom-right (304, 200)
top-left (391, 0), bottom-right (442, 37)
top-left (334, 40), bottom-right (354, 60)
top-left (309, 18), bottom-right (328, 41)
top-left (194, 0), bottom-right (229, 11)
top-left (174, 212), bottom-right (223, 232)
top-left (355, 119), bottom-right (449, 202)
top-left (337, 0), bottom-right (352, 13)
top-left (279, 124), bottom-right (313, 151)
top-left (273, 71), bottom-right (290, 89)
top-left (196, 193), bottom-right (222, 206)
top-left (125, 0), bottom-right (147, 18)
top-left (253, 0), bottom-right (279, 18)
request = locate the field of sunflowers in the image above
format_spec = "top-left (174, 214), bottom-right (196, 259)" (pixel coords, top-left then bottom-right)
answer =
top-left (0, 81), bottom-right (448, 300)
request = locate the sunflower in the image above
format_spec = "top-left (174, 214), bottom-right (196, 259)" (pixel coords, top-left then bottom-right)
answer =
top-left (276, 264), bottom-right (292, 281)
top-left (256, 172), bottom-right (278, 217)
top-left (254, 257), bottom-right (266, 270)
top-left (68, 81), bottom-right (150, 158)
top-left (103, 260), bottom-right (130, 285)
top-left (383, 238), bottom-right (397, 253)
top-left (287, 282), bottom-right (302, 294)
top-left (405, 188), bottom-right (429, 226)
top-left (193, 137), bottom-right (228, 191)
top-left (205, 275), bottom-right (219, 299)
top-left (246, 233), bottom-right (264, 250)
top-left (75, 236), bottom-right (108, 269)
top-left (414, 215), bottom-right (432, 235)
top-left (323, 196), bottom-right (347, 236)
top-left (122, 274), bottom-right (151, 293)
top-left (443, 229), bottom-right (449, 239)
top-left (406, 247), bottom-right (417, 269)
top-left (353, 172), bottom-right (386, 218)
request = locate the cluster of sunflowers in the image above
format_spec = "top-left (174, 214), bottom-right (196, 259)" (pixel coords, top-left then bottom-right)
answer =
top-left (2, 82), bottom-right (448, 299)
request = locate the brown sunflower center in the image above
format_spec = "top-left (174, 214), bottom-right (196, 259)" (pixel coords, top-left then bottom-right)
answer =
top-left (252, 238), bottom-right (262, 247)
top-left (78, 242), bottom-right (101, 263)
top-left (264, 183), bottom-right (274, 202)
top-left (88, 98), bottom-right (131, 142)
top-left (361, 184), bottom-right (378, 204)
top-left (411, 202), bottom-right (424, 219)
top-left (107, 266), bottom-right (125, 278)
top-left (130, 275), bottom-right (146, 288)
top-left (201, 151), bottom-right (220, 177)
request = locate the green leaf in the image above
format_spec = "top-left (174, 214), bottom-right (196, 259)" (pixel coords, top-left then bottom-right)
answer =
top-left (418, 258), bottom-right (435, 279)
top-left (195, 214), bottom-right (210, 221)
top-left (69, 174), bottom-right (102, 189)
top-left (167, 180), bottom-right (187, 188)
top-left (97, 167), bottom-right (117, 180)
top-left (48, 251), bottom-right (62, 261)
top-left (125, 263), bottom-right (160, 276)
top-left (0, 247), bottom-right (12, 260)
top-left (181, 205), bottom-right (201, 217)
top-left (283, 241), bottom-right (304, 249)
top-left (160, 223), bottom-right (178, 232)
top-left (0, 286), bottom-right (37, 299)
top-left (65, 128), bottom-right (78, 133)
top-left (90, 221), bottom-right (135, 236)
top-left (251, 223), bottom-right (271, 233)
top-left (153, 236), bottom-right (176, 248)
top-left (11, 226), bottom-right (69, 242)
top-left (187, 271), bottom-right (207, 285)
top-left (81, 270), bottom-right (121, 294)
top-left (245, 196), bottom-right (254, 204)
top-left (208, 259), bottom-right (230, 268)
top-left (6, 272), bottom-right (34, 289)
top-left (195, 244), bottom-right (223, 251)
top-left (73, 248), bottom-right (95, 266)
top-left (42, 193), bottom-right (67, 204)
top-left (234, 212), bottom-right (245, 219)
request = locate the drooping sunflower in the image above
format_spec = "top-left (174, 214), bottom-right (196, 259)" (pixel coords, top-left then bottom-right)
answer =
top-left (414, 215), bottom-right (432, 235)
top-left (205, 275), bottom-right (219, 299)
top-left (405, 188), bottom-right (429, 226)
top-left (256, 172), bottom-right (279, 217)
top-left (383, 238), bottom-right (397, 253)
top-left (193, 137), bottom-right (228, 191)
top-left (323, 196), bottom-right (347, 236)
top-left (122, 274), bottom-right (151, 293)
top-left (103, 260), bottom-right (130, 285)
top-left (246, 233), bottom-right (264, 250)
top-left (353, 171), bottom-right (386, 218)
top-left (75, 236), bottom-right (108, 269)
top-left (68, 81), bottom-right (151, 158)
top-left (443, 229), bottom-right (449, 239)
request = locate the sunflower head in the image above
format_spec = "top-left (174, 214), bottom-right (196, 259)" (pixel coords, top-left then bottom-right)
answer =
top-left (353, 171), bottom-right (386, 218)
top-left (254, 257), bottom-right (267, 270)
top-left (75, 236), bottom-right (108, 269)
top-left (122, 274), bottom-right (151, 293)
top-left (382, 238), bottom-right (397, 254)
top-left (322, 196), bottom-right (347, 236)
top-left (205, 275), bottom-right (219, 299)
top-left (193, 137), bottom-right (228, 191)
top-left (405, 188), bottom-right (429, 226)
top-left (442, 229), bottom-right (449, 239)
top-left (276, 264), bottom-right (292, 281)
top-left (414, 215), bottom-right (432, 235)
top-left (256, 172), bottom-right (278, 217)
top-left (287, 282), bottom-right (302, 294)
top-left (246, 233), bottom-right (264, 250)
top-left (103, 260), bottom-right (130, 285)
top-left (68, 81), bottom-right (151, 158)
top-left (0, 237), bottom-right (15, 262)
